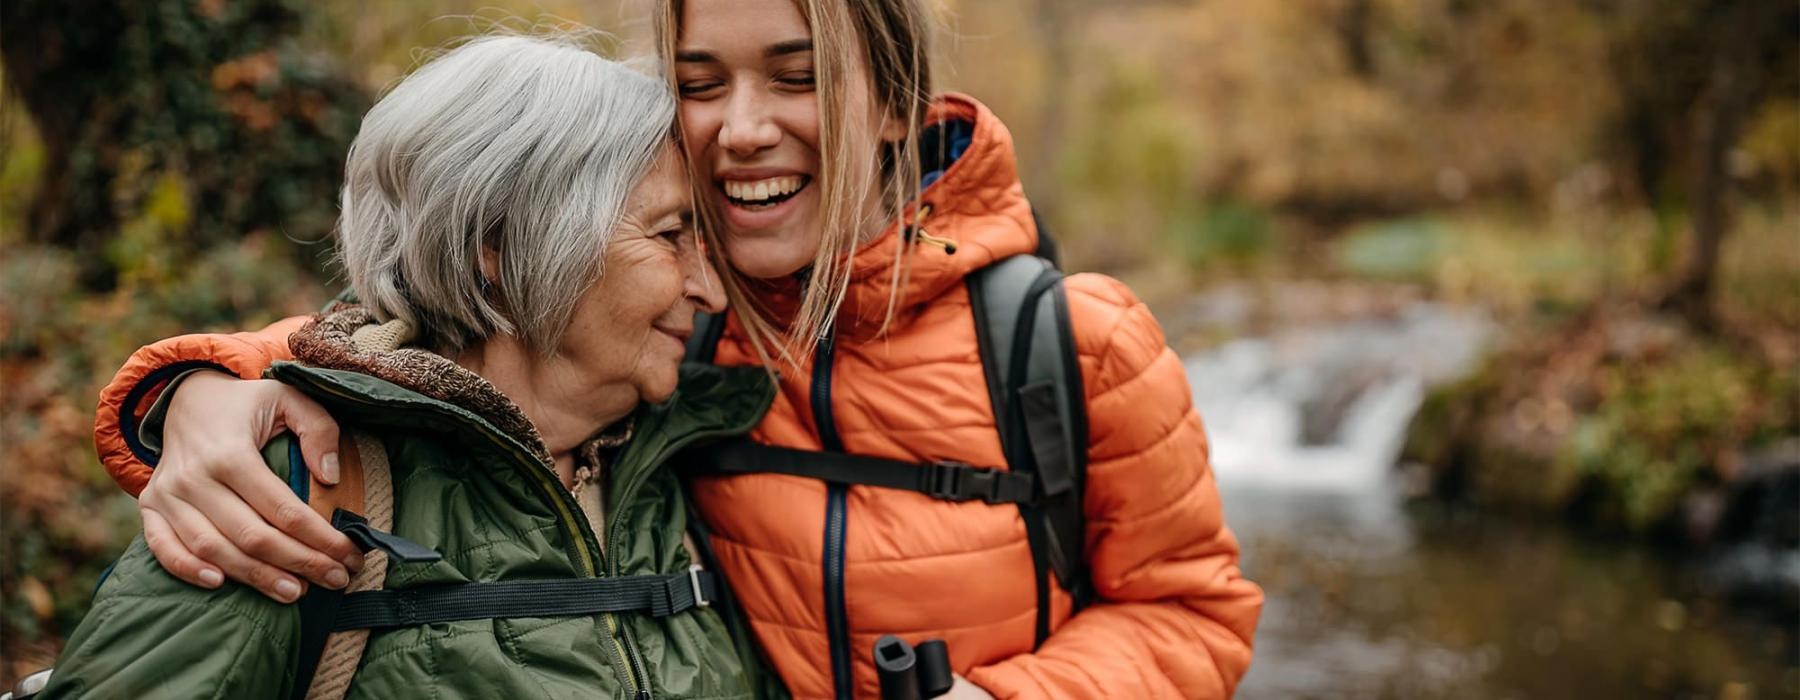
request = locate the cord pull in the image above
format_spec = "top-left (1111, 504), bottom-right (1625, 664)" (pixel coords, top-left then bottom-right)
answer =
top-left (904, 204), bottom-right (956, 254)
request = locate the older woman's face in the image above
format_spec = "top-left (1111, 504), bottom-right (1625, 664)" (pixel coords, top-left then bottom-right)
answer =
top-left (559, 146), bottom-right (725, 403)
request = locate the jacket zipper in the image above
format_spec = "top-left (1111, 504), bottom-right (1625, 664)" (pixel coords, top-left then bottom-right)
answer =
top-left (811, 333), bottom-right (854, 700)
top-left (275, 370), bottom-right (650, 698)
top-left (603, 414), bottom-right (774, 700)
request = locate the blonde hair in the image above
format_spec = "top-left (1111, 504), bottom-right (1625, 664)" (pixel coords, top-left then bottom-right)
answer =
top-left (655, 0), bottom-right (935, 366)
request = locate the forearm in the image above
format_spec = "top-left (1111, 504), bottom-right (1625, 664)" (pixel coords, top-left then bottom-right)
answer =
top-left (94, 316), bottom-right (309, 496)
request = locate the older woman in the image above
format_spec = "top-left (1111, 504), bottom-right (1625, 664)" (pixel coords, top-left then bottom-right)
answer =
top-left (40, 35), bottom-right (778, 699)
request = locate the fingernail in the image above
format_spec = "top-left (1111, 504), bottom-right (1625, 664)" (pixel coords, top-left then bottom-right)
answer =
top-left (343, 552), bottom-right (366, 572)
top-left (199, 569), bottom-right (224, 587)
top-left (325, 568), bottom-right (349, 589)
top-left (321, 453), bottom-right (341, 485)
top-left (275, 579), bottom-right (302, 602)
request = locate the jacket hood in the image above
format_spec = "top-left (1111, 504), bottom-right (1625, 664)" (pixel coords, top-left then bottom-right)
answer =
top-left (279, 306), bottom-right (775, 470)
top-left (744, 93), bottom-right (1039, 339)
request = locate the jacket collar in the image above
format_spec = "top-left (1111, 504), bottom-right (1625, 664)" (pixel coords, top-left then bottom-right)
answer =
top-left (272, 306), bottom-right (773, 474)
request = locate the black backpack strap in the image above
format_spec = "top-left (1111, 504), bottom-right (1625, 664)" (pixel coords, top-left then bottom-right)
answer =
top-left (291, 585), bottom-right (345, 700)
top-left (329, 570), bottom-right (718, 630)
top-left (1030, 207), bottom-right (1061, 268)
top-left (679, 484), bottom-right (790, 700)
top-left (967, 254), bottom-right (1090, 647)
top-left (686, 311), bottom-right (728, 365)
top-left (290, 508), bottom-right (441, 700)
top-left (682, 440), bottom-right (1038, 505)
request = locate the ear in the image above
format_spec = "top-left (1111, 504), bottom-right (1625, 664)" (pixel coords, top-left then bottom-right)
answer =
top-left (879, 114), bottom-right (908, 143)
top-left (477, 247), bottom-right (501, 286)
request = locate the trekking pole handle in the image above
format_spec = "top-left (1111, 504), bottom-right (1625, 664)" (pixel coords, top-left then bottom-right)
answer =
top-left (874, 635), bottom-right (921, 700)
top-left (873, 635), bottom-right (955, 700)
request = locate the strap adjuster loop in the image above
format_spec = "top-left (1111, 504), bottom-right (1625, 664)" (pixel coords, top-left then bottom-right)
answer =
top-left (688, 565), bottom-right (711, 609)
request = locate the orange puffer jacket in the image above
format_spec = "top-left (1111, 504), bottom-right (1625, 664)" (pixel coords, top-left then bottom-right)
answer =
top-left (93, 94), bottom-right (1261, 699)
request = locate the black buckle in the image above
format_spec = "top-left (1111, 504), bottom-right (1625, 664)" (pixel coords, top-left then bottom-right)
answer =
top-left (657, 566), bottom-right (711, 617)
top-left (925, 461), bottom-right (1000, 503)
top-left (333, 509), bottom-right (442, 563)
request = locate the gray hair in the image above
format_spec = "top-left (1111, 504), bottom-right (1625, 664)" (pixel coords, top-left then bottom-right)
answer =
top-left (337, 34), bottom-right (675, 354)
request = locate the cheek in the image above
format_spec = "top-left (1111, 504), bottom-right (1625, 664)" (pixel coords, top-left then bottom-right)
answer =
top-left (681, 103), bottom-right (718, 159)
top-left (777, 97), bottom-right (822, 156)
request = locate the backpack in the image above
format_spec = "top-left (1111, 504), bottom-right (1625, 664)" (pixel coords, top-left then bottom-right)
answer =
top-left (679, 215), bottom-right (1090, 647)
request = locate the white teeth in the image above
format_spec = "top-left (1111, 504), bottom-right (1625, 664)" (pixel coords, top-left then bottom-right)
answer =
top-left (724, 176), bottom-right (803, 203)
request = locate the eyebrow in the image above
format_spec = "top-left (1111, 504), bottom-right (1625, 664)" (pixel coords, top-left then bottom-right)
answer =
top-left (674, 39), bottom-right (813, 64)
top-left (764, 39), bottom-right (812, 58)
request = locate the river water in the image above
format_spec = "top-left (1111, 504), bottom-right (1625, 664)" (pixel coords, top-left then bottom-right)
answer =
top-left (1182, 301), bottom-right (1799, 699)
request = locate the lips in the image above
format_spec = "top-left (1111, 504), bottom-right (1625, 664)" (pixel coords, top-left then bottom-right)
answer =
top-left (658, 326), bottom-right (692, 346)
top-left (711, 166), bottom-right (815, 231)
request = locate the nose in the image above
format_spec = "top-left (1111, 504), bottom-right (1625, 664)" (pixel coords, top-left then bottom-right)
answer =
top-left (682, 235), bottom-right (728, 314)
top-left (717, 86), bottom-right (780, 157)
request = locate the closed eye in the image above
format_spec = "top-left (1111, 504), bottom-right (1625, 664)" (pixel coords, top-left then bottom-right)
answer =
top-left (775, 72), bottom-right (815, 89)
top-left (679, 80), bottom-right (725, 100)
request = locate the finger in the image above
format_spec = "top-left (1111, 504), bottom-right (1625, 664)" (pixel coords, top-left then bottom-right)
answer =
top-left (273, 389), bottom-right (343, 485)
top-left (218, 453), bottom-right (364, 574)
top-left (193, 476), bottom-right (354, 589)
top-left (142, 509), bottom-right (224, 589)
top-left (161, 496), bottom-right (309, 603)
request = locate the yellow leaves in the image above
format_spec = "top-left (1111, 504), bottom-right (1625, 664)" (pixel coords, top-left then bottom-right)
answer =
top-left (18, 578), bottom-right (52, 621)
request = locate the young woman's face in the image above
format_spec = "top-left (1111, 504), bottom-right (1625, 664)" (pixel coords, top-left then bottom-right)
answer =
top-left (674, 0), bottom-right (883, 280)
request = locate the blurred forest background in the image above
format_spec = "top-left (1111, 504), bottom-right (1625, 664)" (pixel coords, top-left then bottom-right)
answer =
top-left (1, 0), bottom-right (1796, 696)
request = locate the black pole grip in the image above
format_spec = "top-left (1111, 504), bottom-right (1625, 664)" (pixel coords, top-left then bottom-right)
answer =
top-left (912, 639), bottom-right (953, 697)
top-left (874, 635), bottom-right (921, 700)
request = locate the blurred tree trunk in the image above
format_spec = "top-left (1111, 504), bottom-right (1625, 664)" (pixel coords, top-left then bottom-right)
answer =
top-left (0, 0), bottom-right (128, 280)
top-left (0, 0), bottom-right (368, 291)
top-left (1336, 0), bottom-right (1376, 78)
top-left (1657, 0), bottom-right (1793, 329)
top-left (1031, 0), bottom-right (1072, 222)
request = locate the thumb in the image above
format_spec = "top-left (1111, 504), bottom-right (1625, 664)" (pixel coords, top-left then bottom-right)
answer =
top-left (273, 388), bottom-right (343, 485)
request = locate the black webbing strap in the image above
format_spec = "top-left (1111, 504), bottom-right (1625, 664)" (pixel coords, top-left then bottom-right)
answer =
top-left (682, 440), bottom-right (1037, 505)
top-left (291, 579), bottom-right (345, 700)
top-left (290, 510), bottom-right (403, 700)
top-left (331, 569), bottom-right (719, 632)
top-left (1005, 266), bottom-right (1063, 647)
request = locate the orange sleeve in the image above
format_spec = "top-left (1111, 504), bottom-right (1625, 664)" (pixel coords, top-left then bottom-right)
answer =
top-left (93, 316), bottom-right (310, 497)
top-left (966, 275), bottom-right (1263, 699)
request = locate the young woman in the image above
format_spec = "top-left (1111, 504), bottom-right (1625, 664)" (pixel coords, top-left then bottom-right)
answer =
top-left (89, 1), bottom-right (1263, 697)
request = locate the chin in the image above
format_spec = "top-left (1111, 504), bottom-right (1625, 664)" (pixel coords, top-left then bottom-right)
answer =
top-left (642, 382), bottom-right (678, 406)
top-left (724, 230), bottom-right (818, 280)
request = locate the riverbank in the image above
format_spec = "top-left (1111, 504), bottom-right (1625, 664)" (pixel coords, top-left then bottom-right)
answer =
top-left (1131, 199), bottom-right (1799, 551)
top-left (1154, 279), bottom-right (1797, 697)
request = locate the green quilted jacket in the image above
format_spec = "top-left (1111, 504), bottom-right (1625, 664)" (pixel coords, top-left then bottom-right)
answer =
top-left (43, 309), bottom-right (782, 700)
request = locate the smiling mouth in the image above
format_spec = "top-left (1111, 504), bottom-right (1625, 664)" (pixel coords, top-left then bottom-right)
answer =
top-left (720, 175), bottom-right (811, 210)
